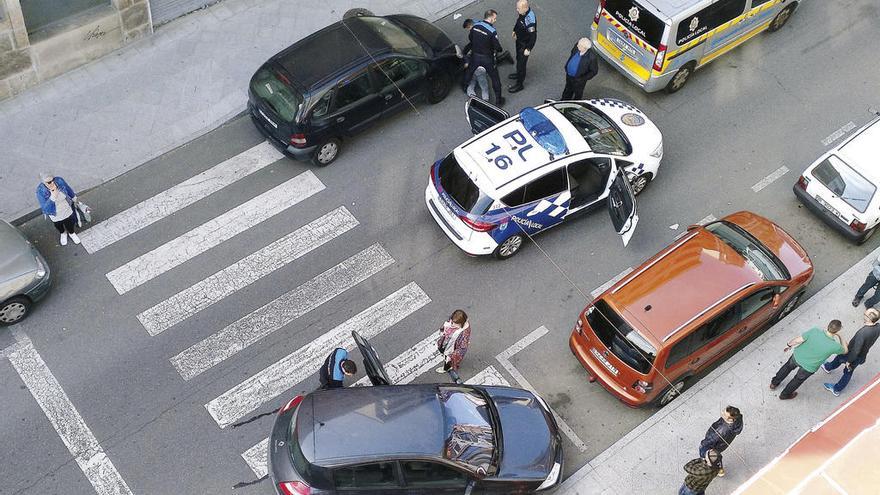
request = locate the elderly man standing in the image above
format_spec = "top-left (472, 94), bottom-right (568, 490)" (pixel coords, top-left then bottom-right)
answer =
top-left (508, 0), bottom-right (536, 93)
top-left (562, 37), bottom-right (599, 100)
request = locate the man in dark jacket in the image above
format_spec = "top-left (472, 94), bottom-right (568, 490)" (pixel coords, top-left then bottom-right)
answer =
top-left (561, 38), bottom-right (599, 100)
top-left (463, 10), bottom-right (505, 106)
top-left (823, 308), bottom-right (880, 396)
top-left (698, 406), bottom-right (743, 477)
top-left (319, 348), bottom-right (357, 390)
top-left (679, 449), bottom-right (721, 495)
top-left (508, 0), bottom-right (536, 93)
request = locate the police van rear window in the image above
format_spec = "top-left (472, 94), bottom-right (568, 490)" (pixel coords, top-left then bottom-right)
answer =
top-left (439, 153), bottom-right (494, 214)
top-left (604, 0), bottom-right (666, 48)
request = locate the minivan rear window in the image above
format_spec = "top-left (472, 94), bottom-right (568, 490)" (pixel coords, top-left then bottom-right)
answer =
top-left (587, 300), bottom-right (656, 374)
top-left (811, 155), bottom-right (876, 214)
top-left (251, 68), bottom-right (303, 123)
top-left (438, 153), bottom-right (494, 214)
top-left (604, 0), bottom-right (666, 47)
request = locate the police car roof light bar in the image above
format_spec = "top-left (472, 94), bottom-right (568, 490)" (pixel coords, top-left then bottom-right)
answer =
top-left (519, 107), bottom-right (568, 158)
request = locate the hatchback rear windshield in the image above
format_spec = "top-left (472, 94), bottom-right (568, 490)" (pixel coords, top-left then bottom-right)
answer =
top-left (705, 221), bottom-right (788, 281)
top-left (604, 0), bottom-right (666, 47)
top-left (288, 418), bottom-right (314, 480)
top-left (438, 153), bottom-right (494, 214)
top-left (357, 17), bottom-right (426, 57)
top-left (251, 67), bottom-right (303, 123)
top-left (587, 299), bottom-right (655, 374)
top-left (811, 155), bottom-right (876, 214)
top-left (439, 387), bottom-right (496, 474)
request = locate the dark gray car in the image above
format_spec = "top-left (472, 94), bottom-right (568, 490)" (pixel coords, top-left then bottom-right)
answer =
top-left (267, 332), bottom-right (563, 495)
top-left (0, 220), bottom-right (52, 325)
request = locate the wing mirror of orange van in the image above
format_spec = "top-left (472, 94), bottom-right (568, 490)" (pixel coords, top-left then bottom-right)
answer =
top-left (772, 294), bottom-right (782, 308)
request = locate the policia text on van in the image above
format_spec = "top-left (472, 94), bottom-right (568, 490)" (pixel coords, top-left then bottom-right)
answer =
top-left (590, 0), bottom-right (800, 93)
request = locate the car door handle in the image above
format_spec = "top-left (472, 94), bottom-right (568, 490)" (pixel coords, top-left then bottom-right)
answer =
top-left (690, 357), bottom-right (700, 365)
top-left (336, 116), bottom-right (345, 123)
top-left (383, 93), bottom-right (393, 101)
top-left (739, 326), bottom-right (749, 334)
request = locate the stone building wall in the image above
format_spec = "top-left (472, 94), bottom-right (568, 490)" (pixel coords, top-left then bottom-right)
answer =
top-left (0, 0), bottom-right (152, 101)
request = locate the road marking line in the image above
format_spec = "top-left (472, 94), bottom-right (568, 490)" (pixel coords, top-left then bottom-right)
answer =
top-left (466, 365), bottom-right (510, 386)
top-left (6, 332), bottom-right (134, 495)
top-left (106, 171), bottom-right (324, 294)
top-left (496, 326), bottom-right (589, 453)
top-left (80, 141), bottom-right (283, 253)
top-left (590, 267), bottom-right (634, 299)
top-left (821, 121), bottom-right (856, 147)
top-left (137, 207), bottom-right (358, 336)
top-left (170, 244), bottom-right (393, 381)
top-left (205, 282), bottom-right (429, 428)
top-left (242, 438), bottom-right (270, 478)
top-left (751, 166), bottom-right (789, 193)
top-left (698, 214), bottom-right (717, 225)
top-left (353, 330), bottom-right (443, 387)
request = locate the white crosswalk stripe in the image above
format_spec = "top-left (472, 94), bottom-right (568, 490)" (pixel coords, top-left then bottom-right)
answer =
top-left (137, 206), bottom-right (358, 336)
top-left (170, 243), bottom-right (395, 381)
top-left (106, 171), bottom-right (325, 294)
top-left (80, 141), bottom-right (283, 253)
top-left (466, 365), bottom-right (510, 386)
top-left (242, 438), bottom-right (270, 479)
top-left (205, 282), bottom-right (430, 428)
top-left (354, 331), bottom-right (443, 387)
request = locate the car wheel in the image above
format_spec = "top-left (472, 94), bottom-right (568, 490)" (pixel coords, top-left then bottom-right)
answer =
top-left (494, 234), bottom-right (524, 260)
top-left (342, 8), bottom-right (373, 19)
top-left (312, 138), bottom-right (341, 166)
top-left (654, 378), bottom-right (687, 407)
top-left (0, 296), bottom-right (31, 326)
top-left (426, 72), bottom-right (452, 104)
top-left (774, 292), bottom-right (802, 323)
top-left (665, 62), bottom-right (696, 94)
top-left (767, 5), bottom-right (795, 32)
top-left (630, 173), bottom-right (653, 196)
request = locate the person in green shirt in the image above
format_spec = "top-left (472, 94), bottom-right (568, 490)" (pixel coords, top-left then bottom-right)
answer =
top-left (770, 320), bottom-right (847, 400)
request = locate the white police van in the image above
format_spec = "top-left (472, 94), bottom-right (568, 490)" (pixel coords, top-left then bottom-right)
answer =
top-left (425, 98), bottom-right (663, 259)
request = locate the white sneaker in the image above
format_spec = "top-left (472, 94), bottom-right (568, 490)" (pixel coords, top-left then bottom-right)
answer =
top-left (60, 233), bottom-right (68, 246)
top-left (821, 364), bottom-right (831, 374)
top-left (435, 366), bottom-right (447, 374)
top-left (69, 233), bottom-right (81, 245)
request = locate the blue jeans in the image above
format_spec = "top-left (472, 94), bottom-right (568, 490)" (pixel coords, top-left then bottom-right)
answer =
top-left (824, 354), bottom-right (858, 393)
top-left (679, 484), bottom-right (702, 495)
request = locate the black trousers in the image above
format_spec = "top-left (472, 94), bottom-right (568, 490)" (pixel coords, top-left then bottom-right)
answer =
top-left (514, 44), bottom-right (529, 83)
top-left (771, 355), bottom-right (813, 399)
top-left (855, 272), bottom-right (880, 307)
top-left (562, 75), bottom-right (588, 100)
top-left (53, 213), bottom-right (76, 234)
top-left (465, 54), bottom-right (502, 102)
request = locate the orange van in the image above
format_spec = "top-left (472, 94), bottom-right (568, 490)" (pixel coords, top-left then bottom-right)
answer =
top-left (569, 211), bottom-right (813, 407)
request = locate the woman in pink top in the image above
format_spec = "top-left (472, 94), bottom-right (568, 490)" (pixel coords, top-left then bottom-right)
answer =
top-left (437, 309), bottom-right (471, 376)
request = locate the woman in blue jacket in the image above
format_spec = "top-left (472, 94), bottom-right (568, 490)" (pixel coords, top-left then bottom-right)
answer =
top-left (35, 172), bottom-right (81, 246)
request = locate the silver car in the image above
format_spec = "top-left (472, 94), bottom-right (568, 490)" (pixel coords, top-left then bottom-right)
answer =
top-left (0, 220), bottom-right (52, 325)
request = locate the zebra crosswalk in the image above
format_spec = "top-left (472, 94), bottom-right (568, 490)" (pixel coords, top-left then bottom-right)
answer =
top-left (82, 141), bottom-right (555, 482)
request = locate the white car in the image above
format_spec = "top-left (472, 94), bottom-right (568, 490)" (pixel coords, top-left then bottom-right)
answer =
top-left (425, 97), bottom-right (663, 259)
top-left (794, 115), bottom-right (880, 244)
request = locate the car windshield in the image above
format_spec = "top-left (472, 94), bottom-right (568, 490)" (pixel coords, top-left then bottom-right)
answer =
top-left (587, 299), bottom-right (656, 374)
top-left (811, 155), bottom-right (876, 214)
top-left (553, 102), bottom-right (630, 156)
top-left (439, 153), bottom-right (494, 214)
top-left (439, 387), bottom-right (497, 474)
top-left (250, 67), bottom-right (303, 123)
top-left (705, 221), bottom-right (788, 281)
top-left (357, 17), bottom-right (426, 57)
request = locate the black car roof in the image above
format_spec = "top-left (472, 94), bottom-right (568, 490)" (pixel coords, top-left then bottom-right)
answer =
top-left (272, 16), bottom-right (394, 90)
top-left (297, 384), bottom-right (446, 464)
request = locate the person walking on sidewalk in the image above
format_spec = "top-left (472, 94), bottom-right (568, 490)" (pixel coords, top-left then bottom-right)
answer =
top-left (561, 38), bottom-right (599, 101)
top-left (507, 0), bottom-right (537, 93)
top-left (770, 320), bottom-right (846, 400)
top-left (436, 310), bottom-right (471, 381)
top-left (463, 10), bottom-right (505, 106)
top-left (698, 406), bottom-right (743, 477)
top-left (822, 308), bottom-right (880, 396)
top-left (35, 172), bottom-right (81, 246)
top-left (319, 347), bottom-right (357, 390)
top-left (852, 256), bottom-right (880, 308)
top-left (679, 449), bottom-right (721, 495)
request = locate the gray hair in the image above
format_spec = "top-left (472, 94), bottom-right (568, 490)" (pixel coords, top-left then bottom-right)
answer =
top-left (40, 171), bottom-right (54, 183)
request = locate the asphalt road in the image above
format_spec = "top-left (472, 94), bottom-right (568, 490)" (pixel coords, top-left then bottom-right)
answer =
top-left (3, 0), bottom-right (880, 493)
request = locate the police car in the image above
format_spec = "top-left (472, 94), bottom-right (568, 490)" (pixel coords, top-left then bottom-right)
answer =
top-left (426, 98), bottom-right (663, 259)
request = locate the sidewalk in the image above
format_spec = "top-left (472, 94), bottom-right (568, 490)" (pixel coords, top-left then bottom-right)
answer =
top-left (0, 0), bottom-right (474, 222)
top-left (558, 245), bottom-right (880, 495)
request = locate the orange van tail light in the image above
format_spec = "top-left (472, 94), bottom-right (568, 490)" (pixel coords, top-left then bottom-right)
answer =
top-left (633, 380), bottom-right (653, 393)
top-left (653, 43), bottom-right (667, 72)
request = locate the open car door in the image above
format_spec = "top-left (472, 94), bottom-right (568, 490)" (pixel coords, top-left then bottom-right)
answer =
top-left (607, 168), bottom-right (639, 247)
top-left (352, 330), bottom-right (391, 386)
top-left (465, 97), bottom-right (510, 135)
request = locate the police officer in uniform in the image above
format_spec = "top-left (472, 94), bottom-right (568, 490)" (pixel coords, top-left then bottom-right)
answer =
top-left (508, 0), bottom-right (536, 93)
top-left (464, 9), bottom-right (505, 106)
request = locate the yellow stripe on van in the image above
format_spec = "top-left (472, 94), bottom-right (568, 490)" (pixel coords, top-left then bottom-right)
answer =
top-left (596, 32), bottom-right (651, 82)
